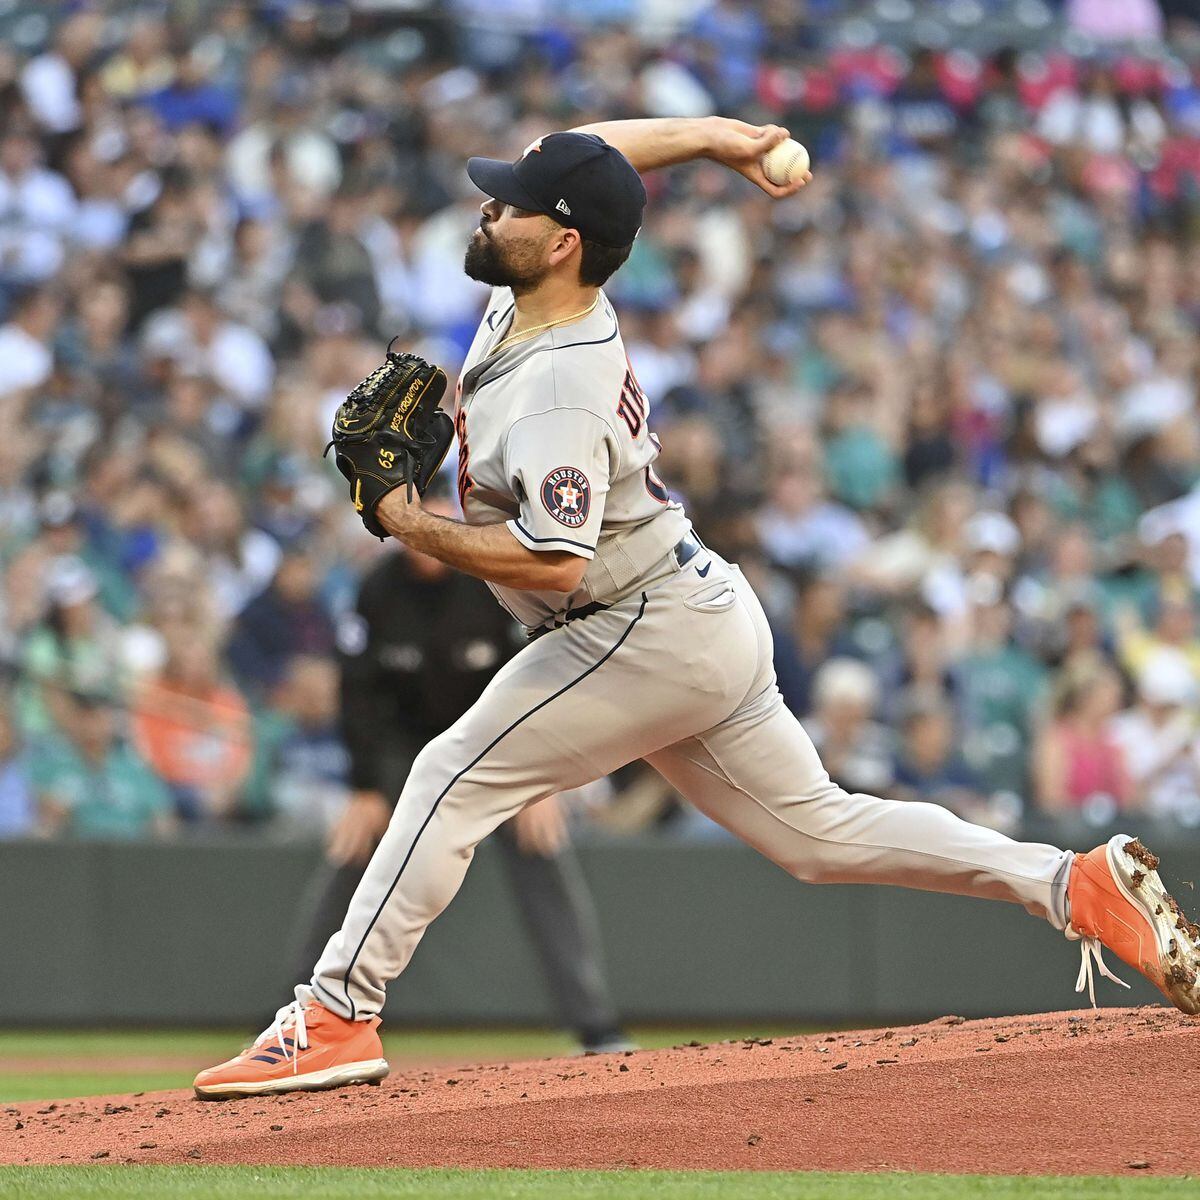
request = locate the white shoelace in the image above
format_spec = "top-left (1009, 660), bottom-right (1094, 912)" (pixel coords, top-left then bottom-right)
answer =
top-left (1065, 926), bottom-right (1130, 1006)
top-left (256, 1001), bottom-right (310, 1075)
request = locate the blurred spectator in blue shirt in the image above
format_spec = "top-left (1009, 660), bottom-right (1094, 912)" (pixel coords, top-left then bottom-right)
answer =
top-left (227, 550), bottom-right (336, 698)
top-left (248, 655), bottom-right (350, 833)
top-left (893, 693), bottom-right (988, 817)
top-left (879, 602), bottom-right (958, 726)
top-left (0, 701), bottom-right (34, 838)
top-left (774, 574), bottom-right (861, 718)
top-left (144, 49), bottom-right (239, 137)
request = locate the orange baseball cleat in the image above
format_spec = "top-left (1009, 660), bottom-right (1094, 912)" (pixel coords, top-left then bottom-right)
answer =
top-left (1066, 834), bottom-right (1200, 1015)
top-left (193, 1000), bottom-right (389, 1100)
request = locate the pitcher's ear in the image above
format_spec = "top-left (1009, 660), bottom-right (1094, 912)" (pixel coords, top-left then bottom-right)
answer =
top-left (547, 225), bottom-right (582, 267)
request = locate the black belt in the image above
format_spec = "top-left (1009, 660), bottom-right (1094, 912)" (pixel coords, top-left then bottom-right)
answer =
top-left (528, 533), bottom-right (704, 641)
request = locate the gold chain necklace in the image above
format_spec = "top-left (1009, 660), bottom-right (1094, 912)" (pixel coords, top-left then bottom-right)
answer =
top-left (491, 295), bottom-right (599, 357)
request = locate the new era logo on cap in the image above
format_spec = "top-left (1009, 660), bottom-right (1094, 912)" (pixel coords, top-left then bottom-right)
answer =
top-left (556, 199), bottom-right (571, 216)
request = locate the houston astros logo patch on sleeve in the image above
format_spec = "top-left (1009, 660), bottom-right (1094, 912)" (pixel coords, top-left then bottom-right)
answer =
top-left (541, 466), bottom-right (590, 528)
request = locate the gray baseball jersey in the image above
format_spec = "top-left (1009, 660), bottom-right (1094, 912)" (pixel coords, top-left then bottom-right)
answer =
top-left (299, 280), bottom-right (1077, 1026)
top-left (451, 286), bottom-right (689, 628)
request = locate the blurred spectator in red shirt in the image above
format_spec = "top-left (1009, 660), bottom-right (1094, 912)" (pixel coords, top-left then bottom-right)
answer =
top-left (132, 619), bottom-right (254, 823)
top-left (1033, 659), bottom-right (1132, 817)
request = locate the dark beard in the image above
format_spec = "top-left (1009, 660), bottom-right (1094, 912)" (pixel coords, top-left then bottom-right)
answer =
top-left (463, 230), bottom-right (546, 293)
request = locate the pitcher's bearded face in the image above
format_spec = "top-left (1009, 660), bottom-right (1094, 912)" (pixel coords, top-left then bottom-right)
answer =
top-left (464, 200), bottom-right (553, 292)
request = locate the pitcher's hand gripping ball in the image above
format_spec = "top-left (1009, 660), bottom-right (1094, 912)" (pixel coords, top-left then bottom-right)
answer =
top-left (761, 138), bottom-right (810, 187)
top-left (326, 345), bottom-right (455, 538)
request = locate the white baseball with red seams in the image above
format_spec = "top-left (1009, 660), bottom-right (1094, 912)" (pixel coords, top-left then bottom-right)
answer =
top-left (761, 137), bottom-right (810, 186)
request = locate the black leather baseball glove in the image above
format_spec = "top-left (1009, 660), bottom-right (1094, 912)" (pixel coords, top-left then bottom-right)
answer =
top-left (326, 344), bottom-right (455, 539)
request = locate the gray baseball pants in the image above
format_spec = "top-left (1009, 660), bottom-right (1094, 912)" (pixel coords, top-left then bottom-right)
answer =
top-left (301, 548), bottom-right (1072, 1021)
top-left (292, 821), bottom-right (620, 1041)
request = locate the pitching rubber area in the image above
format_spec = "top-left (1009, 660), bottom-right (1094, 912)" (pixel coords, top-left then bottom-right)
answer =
top-left (5, 1008), bottom-right (1200, 1176)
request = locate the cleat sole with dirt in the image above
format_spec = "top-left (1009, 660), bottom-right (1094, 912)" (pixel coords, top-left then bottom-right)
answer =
top-left (1111, 836), bottom-right (1200, 1015)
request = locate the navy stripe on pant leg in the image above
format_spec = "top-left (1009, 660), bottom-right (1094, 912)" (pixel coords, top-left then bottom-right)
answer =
top-left (334, 593), bottom-right (649, 1019)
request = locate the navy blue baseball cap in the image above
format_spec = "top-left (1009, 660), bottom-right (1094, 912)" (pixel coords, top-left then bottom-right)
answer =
top-left (467, 132), bottom-right (646, 248)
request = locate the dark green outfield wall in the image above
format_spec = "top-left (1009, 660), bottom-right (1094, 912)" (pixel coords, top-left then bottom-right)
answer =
top-left (1, 826), bottom-right (1188, 1026)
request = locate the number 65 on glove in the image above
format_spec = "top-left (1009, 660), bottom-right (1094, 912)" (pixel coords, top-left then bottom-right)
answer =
top-left (325, 345), bottom-right (456, 539)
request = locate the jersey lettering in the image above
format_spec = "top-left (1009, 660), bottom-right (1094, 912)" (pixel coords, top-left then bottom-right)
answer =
top-left (616, 366), bottom-right (649, 438)
top-left (644, 464), bottom-right (669, 504)
top-left (455, 407), bottom-right (474, 507)
top-left (618, 367), bottom-right (667, 501)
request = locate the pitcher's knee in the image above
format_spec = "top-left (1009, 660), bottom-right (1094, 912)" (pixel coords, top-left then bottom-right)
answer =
top-left (405, 722), bottom-right (494, 797)
top-left (770, 783), bottom-right (863, 885)
top-left (395, 739), bottom-right (532, 837)
top-left (402, 739), bottom-right (447, 798)
top-left (784, 853), bottom-right (846, 886)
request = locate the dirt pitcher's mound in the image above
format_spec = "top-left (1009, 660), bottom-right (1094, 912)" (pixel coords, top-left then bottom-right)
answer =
top-left (5, 1008), bottom-right (1199, 1175)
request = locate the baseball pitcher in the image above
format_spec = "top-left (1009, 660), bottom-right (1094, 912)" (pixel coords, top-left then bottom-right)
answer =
top-left (195, 117), bottom-right (1200, 1099)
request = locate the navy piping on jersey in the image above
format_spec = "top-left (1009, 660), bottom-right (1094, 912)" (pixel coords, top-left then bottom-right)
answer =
top-left (471, 323), bottom-right (619, 395)
top-left (328, 592), bottom-right (650, 1020)
top-left (511, 519), bottom-right (595, 554)
top-left (486, 300), bottom-right (515, 331)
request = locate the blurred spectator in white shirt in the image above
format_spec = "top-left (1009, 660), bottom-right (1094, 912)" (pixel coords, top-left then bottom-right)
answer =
top-left (0, 131), bottom-right (77, 285)
top-left (804, 658), bottom-right (896, 795)
top-left (225, 74), bottom-right (342, 214)
top-left (1066, 0), bottom-right (1163, 42)
top-left (179, 484), bottom-right (281, 620)
top-left (19, 11), bottom-right (103, 135)
top-left (142, 288), bottom-right (275, 413)
top-left (757, 456), bottom-right (870, 574)
top-left (1110, 649), bottom-right (1200, 825)
top-left (0, 285), bottom-right (61, 400)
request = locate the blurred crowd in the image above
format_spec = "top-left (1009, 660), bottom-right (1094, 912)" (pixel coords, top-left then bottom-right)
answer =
top-left (2, 0), bottom-right (1200, 843)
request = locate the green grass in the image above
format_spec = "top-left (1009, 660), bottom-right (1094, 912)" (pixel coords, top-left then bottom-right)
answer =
top-left (0, 1026), bottom-right (816, 1104)
top-left (0, 1030), bottom-right (254, 1057)
top-left (0, 1168), bottom-right (1191, 1200)
top-left (0, 1072), bottom-right (192, 1101)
